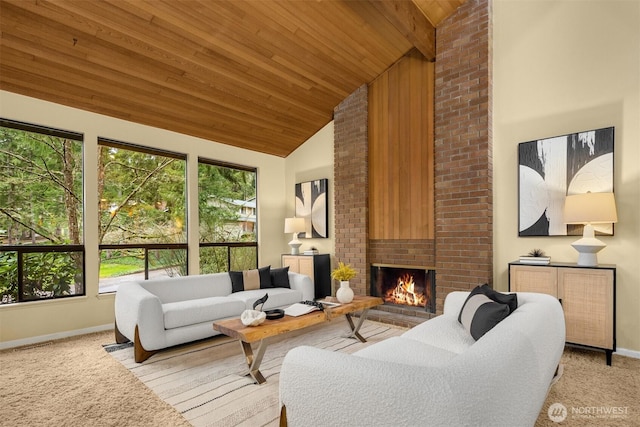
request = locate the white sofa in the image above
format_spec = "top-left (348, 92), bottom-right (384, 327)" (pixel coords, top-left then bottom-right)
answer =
top-left (279, 291), bottom-right (565, 427)
top-left (114, 271), bottom-right (313, 362)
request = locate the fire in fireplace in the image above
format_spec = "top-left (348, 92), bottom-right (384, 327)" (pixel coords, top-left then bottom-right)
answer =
top-left (370, 264), bottom-right (436, 313)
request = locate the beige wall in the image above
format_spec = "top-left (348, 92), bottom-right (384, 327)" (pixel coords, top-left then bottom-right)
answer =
top-left (284, 122), bottom-right (335, 258)
top-left (0, 91), bottom-right (288, 346)
top-left (493, 0), bottom-right (640, 354)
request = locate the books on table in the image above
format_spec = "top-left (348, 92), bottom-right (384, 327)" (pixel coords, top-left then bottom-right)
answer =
top-left (519, 256), bottom-right (551, 265)
top-left (316, 299), bottom-right (342, 307)
top-left (284, 303), bottom-right (321, 317)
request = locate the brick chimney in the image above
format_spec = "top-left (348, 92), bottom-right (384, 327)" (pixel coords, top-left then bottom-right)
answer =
top-left (334, 0), bottom-right (491, 321)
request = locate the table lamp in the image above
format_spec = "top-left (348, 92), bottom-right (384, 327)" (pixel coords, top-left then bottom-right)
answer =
top-left (564, 192), bottom-right (617, 266)
top-left (284, 217), bottom-right (305, 254)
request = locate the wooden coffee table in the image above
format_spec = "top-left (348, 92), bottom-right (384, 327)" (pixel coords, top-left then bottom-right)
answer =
top-left (213, 296), bottom-right (383, 384)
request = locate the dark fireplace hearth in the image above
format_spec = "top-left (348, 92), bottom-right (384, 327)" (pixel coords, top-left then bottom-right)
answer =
top-left (371, 264), bottom-right (436, 313)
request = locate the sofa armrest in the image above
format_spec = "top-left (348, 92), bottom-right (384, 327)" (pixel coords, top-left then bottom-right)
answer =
top-left (114, 281), bottom-right (166, 351)
top-left (442, 291), bottom-right (470, 316)
top-left (288, 272), bottom-right (314, 301)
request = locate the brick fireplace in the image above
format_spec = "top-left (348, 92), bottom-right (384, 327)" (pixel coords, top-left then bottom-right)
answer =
top-left (371, 264), bottom-right (436, 313)
top-left (333, 0), bottom-right (492, 328)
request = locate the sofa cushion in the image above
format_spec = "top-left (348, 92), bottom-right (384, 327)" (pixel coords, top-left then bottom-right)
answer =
top-left (477, 283), bottom-right (518, 313)
top-left (401, 314), bottom-right (475, 354)
top-left (229, 266), bottom-right (271, 292)
top-left (458, 288), bottom-right (511, 340)
top-left (270, 266), bottom-right (290, 288)
top-left (162, 296), bottom-right (246, 329)
top-left (140, 273), bottom-right (233, 303)
top-left (229, 287), bottom-right (303, 311)
top-left (353, 336), bottom-right (457, 367)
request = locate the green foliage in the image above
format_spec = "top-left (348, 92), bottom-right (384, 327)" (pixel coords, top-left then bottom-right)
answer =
top-left (198, 162), bottom-right (256, 243)
top-left (99, 251), bottom-right (145, 278)
top-left (98, 145), bottom-right (187, 245)
top-left (200, 246), bottom-right (229, 274)
top-left (23, 252), bottom-right (78, 299)
top-left (230, 246), bottom-right (257, 271)
top-left (2, 123), bottom-right (258, 302)
top-left (0, 126), bottom-right (83, 245)
top-left (1, 124), bottom-right (84, 303)
top-left (199, 246), bottom-right (257, 275)
top-left (148, 248), bottom-right (187, 277)
top-left (0, 252), bottom-right (18, 303)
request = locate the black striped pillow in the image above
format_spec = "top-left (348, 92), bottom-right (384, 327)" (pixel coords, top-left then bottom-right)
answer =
top-left (229, 266), bottom-right (272, 293)
top-left (458, 288), bottom-right (511, 340)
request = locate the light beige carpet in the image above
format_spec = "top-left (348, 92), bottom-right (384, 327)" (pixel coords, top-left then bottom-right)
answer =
top-left (2, 320), bottom-right (639, 427)
top-left (0, 330), bottom-right (190, 427)
top-left (536, 346), bottom-right (640, 426)
top-left (106, 318), bottom-right (405, 427)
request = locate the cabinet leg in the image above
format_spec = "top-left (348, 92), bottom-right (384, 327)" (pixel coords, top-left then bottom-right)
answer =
top-left (606, 350), bottom-right (613, 366)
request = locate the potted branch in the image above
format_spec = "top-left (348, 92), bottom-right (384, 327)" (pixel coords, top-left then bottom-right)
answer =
top-left (331, 262), bottom-right (357, 303)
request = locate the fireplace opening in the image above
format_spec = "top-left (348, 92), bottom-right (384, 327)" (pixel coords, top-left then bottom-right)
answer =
top-left (370, 264), bottom-right (436, 313)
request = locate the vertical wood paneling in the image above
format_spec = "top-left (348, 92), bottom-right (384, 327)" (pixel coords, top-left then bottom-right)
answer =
top-left (368, 49), bottom-right (434, 240)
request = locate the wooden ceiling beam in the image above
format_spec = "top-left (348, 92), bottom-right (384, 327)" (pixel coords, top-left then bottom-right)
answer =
top-left (367, 0), bottom-right (437, 61)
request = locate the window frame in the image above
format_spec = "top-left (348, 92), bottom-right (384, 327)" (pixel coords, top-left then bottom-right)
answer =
top-left (97, 138), bottom-right (189, 290)
top-left (0, 118), bottom-right (85, 304)
top-left (197, 157), bottom-right (259, 272)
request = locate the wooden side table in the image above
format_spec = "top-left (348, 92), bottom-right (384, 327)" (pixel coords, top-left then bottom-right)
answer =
top-left (509, 261), bottom-right (616, 365)
top-left (281, 254), bottom-right (331, 299)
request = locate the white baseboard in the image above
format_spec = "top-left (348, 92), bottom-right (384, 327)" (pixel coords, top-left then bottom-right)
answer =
top-left (616, 347), bottom-right (640, 360)
top-left (0, 323), bottom-right (114, 350)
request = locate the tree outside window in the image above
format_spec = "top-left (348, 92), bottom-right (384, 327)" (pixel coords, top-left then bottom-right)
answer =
top-left (1, 122), bottom-right (261, 301)
top-left (97, 139), bottom-right (187, 292)
top-left (198, 160), bottom-right (257, 273)
top-left (0, 120), bottom-right (84, 304)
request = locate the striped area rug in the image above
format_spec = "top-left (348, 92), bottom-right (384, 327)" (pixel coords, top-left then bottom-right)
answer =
top-left (107, 318), bottom-right (406, 427)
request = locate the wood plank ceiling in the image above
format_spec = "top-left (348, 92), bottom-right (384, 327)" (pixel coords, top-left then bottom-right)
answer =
top-left (0, 0), bottom-right (464, 157)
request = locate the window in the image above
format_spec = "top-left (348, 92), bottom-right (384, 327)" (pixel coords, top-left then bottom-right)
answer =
top-left (0, 119), bottom-right (84, 304)
top-left (98, 139), bottom-right (187, 293)
top-left (198, 159), bottom-right (257, 273)
top-left (1, 126), bottom-right (260, 299)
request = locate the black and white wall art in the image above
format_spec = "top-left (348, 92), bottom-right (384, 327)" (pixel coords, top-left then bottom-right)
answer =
top-left (295, 179), bottom-right (328, 238)
top-left (518, 127), bottom-right (614, 236)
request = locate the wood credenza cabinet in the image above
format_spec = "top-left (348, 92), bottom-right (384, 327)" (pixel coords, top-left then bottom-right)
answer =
top-left (508, 261), bottom-right (616, 365)
top-left (282, 254), bottom-right (331, 300)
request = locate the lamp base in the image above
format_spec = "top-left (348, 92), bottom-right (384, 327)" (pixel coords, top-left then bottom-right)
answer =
top-left (571, 224), bottom-right (606, 266)
top-left (574, 250), bottom-right (600, 267)
top-left (288, 238), bottom-right (302, 255)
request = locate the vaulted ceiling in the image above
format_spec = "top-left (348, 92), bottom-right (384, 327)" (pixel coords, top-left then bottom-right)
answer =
top-left (0, 0), bottom-right (465, 157)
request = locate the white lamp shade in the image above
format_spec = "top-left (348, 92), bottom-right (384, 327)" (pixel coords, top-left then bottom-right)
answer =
top-left (564, 192), bottom-right (618, 224)
top-left (284, 217), bottom-right (305, 233)
top-left (564, 192), bottom-right (617, 267)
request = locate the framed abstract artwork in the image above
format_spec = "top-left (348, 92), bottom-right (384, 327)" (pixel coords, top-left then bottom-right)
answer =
top-left (295, 179), bottom-right (328, 238)
top-left (518, 126), bottom-right (614, 236)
